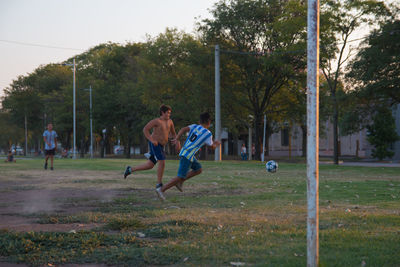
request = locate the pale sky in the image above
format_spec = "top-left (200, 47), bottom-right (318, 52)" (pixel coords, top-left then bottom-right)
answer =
top-left (0, 0), bottom-right (218, 96)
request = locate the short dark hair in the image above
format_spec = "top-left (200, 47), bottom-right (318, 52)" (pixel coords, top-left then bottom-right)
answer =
top-left (159, 104), bottom-right (172, 115)
top-left (199, 112), bottom-right (211, 124)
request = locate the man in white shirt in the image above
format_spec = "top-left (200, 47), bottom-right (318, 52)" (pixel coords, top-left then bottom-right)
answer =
top-left (43, 123), bottom-right (58, 170)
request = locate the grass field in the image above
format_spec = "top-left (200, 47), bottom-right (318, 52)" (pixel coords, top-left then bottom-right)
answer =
top-left (0, 158), bottom-right (399, 266)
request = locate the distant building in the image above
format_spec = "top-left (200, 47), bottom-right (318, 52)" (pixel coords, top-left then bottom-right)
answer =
top-left (226, 104), bottom-right (400, 161)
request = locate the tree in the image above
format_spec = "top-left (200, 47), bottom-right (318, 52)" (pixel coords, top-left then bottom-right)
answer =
top-left (366, 107), bottom-right (399, 160)
top-left (138, 28), bottom-right (215, 129)
top-left (320, 0), bottom-right (390, 164)
top-left (0, 111), bottom-right (23, 153)
top-left (198, 0), bottom-right (307, 159)
top-left (74, 42), bottom-right (150, 158)
top-left (347, 20), bottom-right (400, 106)
top-left (2, 75), bottom-right (45, 153)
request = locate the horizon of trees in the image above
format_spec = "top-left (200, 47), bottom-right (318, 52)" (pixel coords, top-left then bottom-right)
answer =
top-left (1, 0), bottom-right (399, 160)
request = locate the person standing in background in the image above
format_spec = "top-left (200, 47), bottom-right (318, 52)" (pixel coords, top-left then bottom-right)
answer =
top-left (43, 123), bottom-right (58, 170)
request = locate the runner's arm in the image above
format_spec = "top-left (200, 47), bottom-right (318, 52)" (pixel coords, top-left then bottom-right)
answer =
top-left (143, 119), bottom-right (158, 145)
top-left (173, 126), bottom-right (190, 142)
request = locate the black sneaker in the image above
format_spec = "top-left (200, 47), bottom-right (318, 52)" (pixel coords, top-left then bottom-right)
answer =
top-left (50, 167), bottom-right (54, 171)
top-left (44, 162), bottom-right (48, 170)
top-left (124, 166), bottom-right (132, 179)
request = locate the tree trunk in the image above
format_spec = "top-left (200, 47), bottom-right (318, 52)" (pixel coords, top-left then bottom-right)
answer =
top-left (125, 137), bottom-right (131, 159)
top-left (332, 92), bottom-right (339, 164)
top-left (254, 114), bottom-right (263, 161)
top-left (101, 139), bottom-right (105, 158)
top-left (301, 124), bottom-right (307, 157)
top-left (233, 134), bottom-right (239, 157)
top-left (80, 138), bottom-right (85, 158)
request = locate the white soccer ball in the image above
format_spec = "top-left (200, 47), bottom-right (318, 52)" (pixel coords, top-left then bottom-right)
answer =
top-left (266, 160), bottom-right (278, 173)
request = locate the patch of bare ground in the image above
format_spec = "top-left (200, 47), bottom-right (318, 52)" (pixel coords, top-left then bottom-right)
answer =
top-left (0, 169), bottom-right (131, 232)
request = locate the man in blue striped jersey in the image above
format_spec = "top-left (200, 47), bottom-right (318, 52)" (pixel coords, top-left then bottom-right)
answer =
top-left (156, 112), bottom-right (221, 201)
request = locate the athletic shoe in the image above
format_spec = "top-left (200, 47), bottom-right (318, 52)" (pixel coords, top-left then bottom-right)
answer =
top-left (44, 162), bottom-right (48, 170)
top-left (175, 181), bottom-right (183, 192)
top-left (50, 167), bottom-right (54, 171)
top-left (124, 166), bottom-right (132, 179)
top-left (144, 152), bottom-right (151, 160)
top-left (156, 187), bottom-right (166, 201)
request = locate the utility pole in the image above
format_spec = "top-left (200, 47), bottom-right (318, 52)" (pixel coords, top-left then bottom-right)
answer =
top-left (89, 85), bottom-right (93, 158)
top-left (24, 114), bottom-right (28, 156)
top-left (73, 58), bottom-right (76, 159)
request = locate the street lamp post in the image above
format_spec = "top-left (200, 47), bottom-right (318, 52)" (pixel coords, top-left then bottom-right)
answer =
top-left (63, 58), bottom-right (77, 159)
top-left (89, 85), bottom-right (93, 159)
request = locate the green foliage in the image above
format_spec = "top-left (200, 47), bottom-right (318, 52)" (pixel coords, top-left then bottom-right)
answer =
top-left (199, 0), bottom-right (307, 158)
top-left (347, 19), bottom-right (400, 106)
top-left (366, 107), bottom-right (399, 160)
top-left (320, 0), bottom-right (391, 163)
top-left (138, 28), bottom-right (214, 128)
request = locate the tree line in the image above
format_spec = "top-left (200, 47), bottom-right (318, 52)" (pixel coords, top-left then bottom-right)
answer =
top-left (1, 0), bottom-right (399, 161)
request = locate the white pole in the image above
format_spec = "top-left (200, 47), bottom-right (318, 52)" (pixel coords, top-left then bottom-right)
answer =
top-left (24, 114), bottom-right (28, 156)
top-left (215, 44), bottom-right (221, 161)
top-left (262, 115), bottom-right (266, 162)
top-left (73, 58), bottom-right (77, 159)
top-left (307, 0), bottom-right (320, 266)
top-left (89, 85), bottom-right (93, 159)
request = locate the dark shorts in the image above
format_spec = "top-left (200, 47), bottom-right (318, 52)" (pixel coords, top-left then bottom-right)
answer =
top-left (177, 156), bottom-right (202, 179)
top-left (45, 149), bottom-right (55, 156)
top-left (148, 142), bottom-right (166, 164)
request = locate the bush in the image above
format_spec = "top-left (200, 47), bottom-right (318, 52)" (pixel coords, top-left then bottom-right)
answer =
top-left (366, 107), bottom-right (399, 160)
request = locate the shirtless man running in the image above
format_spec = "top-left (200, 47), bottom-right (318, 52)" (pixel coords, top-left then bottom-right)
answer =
top-left (124, 104), bottom-right (180, 190)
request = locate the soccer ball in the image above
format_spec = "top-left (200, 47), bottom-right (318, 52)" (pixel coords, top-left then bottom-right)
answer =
top-left (266, 160), bottom-right (278, 173)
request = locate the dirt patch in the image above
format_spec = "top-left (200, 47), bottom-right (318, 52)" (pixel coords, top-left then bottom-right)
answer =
top-left (0, 169), bottom-right (129, 232)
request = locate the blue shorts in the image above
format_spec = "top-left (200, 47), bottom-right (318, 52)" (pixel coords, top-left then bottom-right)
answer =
top-left (177, 156), bottom-right (202, 179)
top-left (148, 141), bottom-right (166, 164)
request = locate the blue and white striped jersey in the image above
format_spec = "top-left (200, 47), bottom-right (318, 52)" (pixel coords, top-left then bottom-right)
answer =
top-left (179, 124), bottom-right (213, 161)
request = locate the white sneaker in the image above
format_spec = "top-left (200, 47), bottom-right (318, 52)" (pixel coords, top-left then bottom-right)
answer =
top-left (156, 187), bottom-right (166, 201)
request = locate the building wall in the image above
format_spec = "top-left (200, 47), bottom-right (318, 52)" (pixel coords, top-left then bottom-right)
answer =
top-left (232, 105), bottom-right (400, 160)
top-left (267, 121), bottom-right (375, 158)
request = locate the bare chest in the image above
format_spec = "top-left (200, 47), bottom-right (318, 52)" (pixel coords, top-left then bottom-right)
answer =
top-left (154, 120), bottom-right (171, 135)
